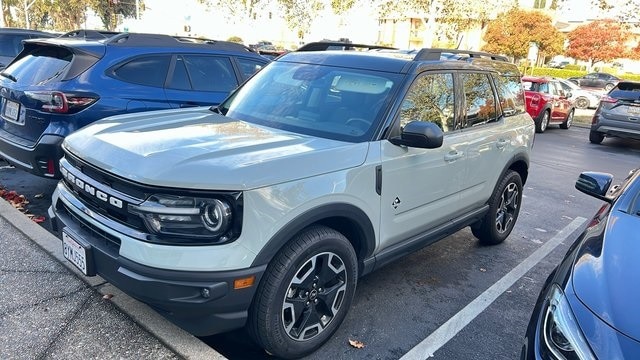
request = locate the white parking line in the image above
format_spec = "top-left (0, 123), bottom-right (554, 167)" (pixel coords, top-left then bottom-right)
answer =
top-left (400, 217), bottom-right (588, 360)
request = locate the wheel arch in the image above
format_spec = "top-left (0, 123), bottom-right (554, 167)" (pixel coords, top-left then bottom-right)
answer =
top-left (250, 203), bottom-right (376, 274)
top-left (503, 152), bottom-right (529, 186)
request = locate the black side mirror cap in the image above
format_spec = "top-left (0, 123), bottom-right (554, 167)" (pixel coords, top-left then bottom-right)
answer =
top-left (389, 121), bottom-right (444, 149)
top-left (575, 171), bottom-right (614, 202)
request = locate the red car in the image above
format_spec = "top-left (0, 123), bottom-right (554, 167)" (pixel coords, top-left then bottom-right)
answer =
top-left (522, 76), bottom-right (575, 133)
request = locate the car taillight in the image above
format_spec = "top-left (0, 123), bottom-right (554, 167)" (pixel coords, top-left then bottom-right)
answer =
top-left (25, 91), bottom-right (98, 114)
top-left (599, 95), bottom-right (617, 104)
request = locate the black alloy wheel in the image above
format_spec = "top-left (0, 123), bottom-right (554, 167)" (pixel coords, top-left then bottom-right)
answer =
top-left (472, 170), bottom-right (523, 245)
top-left (248, 226), bottom-right (358, 359)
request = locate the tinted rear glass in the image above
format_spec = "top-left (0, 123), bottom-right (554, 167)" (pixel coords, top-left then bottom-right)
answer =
top-left (610, 82), bottom-right (640, 100)
top-left (113, 55), bottom-right (171, 87)
top-left (1, 46), bottom-right (72, 85)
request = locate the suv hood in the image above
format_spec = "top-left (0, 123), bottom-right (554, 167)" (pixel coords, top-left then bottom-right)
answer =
top-left (572, 210), bottom-right (640, 341)
top-left (63, 108), bottom-right (369, 190)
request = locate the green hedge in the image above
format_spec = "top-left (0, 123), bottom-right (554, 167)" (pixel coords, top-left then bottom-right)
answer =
top-left (518, 67), bottom-right (640, 82)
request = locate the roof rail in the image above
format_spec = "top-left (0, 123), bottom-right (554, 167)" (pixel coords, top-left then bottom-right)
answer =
top-left (59, 29), bottom-right (120, 40)
top-left (103, 33), bottom-right (255, 52)
top-left (297, 41), bottom-right (398, 52)
top-left (414, 48), bottom-right (508, 62)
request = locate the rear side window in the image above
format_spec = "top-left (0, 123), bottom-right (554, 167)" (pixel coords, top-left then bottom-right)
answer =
top-left (113, 55), bottom-right (171, 87)
top-left (182, 55), bottom-right (238, 92)
top-left (236, 57), bottom-right (265, 79)
top-left (495, 75), bottom-right (526, 116)
top-left (1, 46), bottom-right (73, 85)
top-left (461, 72), bottom-right (498, 128)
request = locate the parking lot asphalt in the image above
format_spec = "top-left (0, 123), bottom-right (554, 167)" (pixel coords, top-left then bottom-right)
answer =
top-left (0, 197), bottom-right (225, 360)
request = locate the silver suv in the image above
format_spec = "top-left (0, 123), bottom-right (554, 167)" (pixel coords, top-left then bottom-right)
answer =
top-left (49, 42), bottom-right (535, 359)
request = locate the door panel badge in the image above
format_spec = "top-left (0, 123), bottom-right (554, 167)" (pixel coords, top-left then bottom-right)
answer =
top-left (392, 197), bottom-right (401, 209)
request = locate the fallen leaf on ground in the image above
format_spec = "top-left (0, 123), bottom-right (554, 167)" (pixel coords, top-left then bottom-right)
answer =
top-left (480, 268), bottom-right (487, 272)
top-left (30, 215), bottom-right (46, 223)
top-left (34, 193), bottom-right (45, 199)
top-left (348, 339), bottom-right (365, 349)
top-left (102, 294), bottom-right (114, 300)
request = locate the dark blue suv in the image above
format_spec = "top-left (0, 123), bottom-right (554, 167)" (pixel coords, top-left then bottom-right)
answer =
top-left (0, 32), bottom-right (268, 178)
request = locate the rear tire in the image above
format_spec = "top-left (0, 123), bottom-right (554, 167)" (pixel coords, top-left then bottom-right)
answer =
top-left (535, 111), bottom-right (550, 133)
top-left (575, 97), bottom-right (589, 109)
top-left (560, 110), bottom-right (573, 129)
top-left (589, 131), bottom-right (604, 144)
top-left (472, 170), bottom-right (523, 245)
top-left (248, 226), bottom-right (358, 359)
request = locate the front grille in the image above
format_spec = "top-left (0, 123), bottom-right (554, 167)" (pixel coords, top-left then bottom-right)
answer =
top-left (58, 201), bottom-right (121, 256)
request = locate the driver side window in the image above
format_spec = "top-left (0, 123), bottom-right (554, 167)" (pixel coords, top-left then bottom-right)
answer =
top-left (400, 73), bottom-right (455, 132)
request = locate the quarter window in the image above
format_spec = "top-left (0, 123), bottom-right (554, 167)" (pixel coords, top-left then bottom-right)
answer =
top-left (400, 73), bottom-right (455, 132)
top-left (461, 72), bottom-right (498, 128)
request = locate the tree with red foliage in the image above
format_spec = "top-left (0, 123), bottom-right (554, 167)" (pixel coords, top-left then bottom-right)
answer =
top-left (565, 20), bottom-right (631, 70)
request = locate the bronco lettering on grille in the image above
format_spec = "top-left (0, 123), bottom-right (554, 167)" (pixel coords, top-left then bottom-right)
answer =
top-left (61, 166), bottom-right (124, 209)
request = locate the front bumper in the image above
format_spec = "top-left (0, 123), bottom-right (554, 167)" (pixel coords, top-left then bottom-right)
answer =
top-left (49, 183), bottom-right (265, 336)
top-left (0, 130), bottom-right (64, 178)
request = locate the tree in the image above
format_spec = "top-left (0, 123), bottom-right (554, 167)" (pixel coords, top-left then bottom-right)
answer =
top-left (278, 0), bottom-right (325, 40)
top-left (198, 0), bottom-right (263, 24)
top-left (565, 20), bottom-right (630, 70)
top-left (88, 0), bottom-right (140, 31)
top-left (0, 0), bottom-right (86, 30)
top-left (377, 0), bottom-right (517, 48)
top-left (481, 8), bottom-right (564, 62)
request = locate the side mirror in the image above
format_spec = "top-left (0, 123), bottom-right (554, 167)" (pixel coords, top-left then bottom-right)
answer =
top-left (575, 172), bottom-right (614, 202)
top-left (389, 121), bottom-right (444, 149)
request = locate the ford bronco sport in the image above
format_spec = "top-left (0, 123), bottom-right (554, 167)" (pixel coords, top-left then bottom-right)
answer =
top-left (49, 42), bottom-right (534, 359)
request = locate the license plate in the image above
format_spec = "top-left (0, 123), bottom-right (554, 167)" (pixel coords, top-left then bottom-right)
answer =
top-left (62, 230), bottom-right (88, 275)
top-left (628, 106), bottom-right (640, 116)
top-left (2, 99), bottom-right (20, 122)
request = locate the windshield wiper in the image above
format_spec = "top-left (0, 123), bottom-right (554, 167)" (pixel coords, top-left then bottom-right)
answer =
top-left (0, 71), bottom-right (17, 82)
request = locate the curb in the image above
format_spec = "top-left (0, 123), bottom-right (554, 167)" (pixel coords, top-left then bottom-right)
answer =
top-left (0, 199), bottom-right (226, 360)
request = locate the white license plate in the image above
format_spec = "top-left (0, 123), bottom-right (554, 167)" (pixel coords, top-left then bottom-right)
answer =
top-left (62, 230), bottom-right (88, 275)
top-left (628, 106), bottom-right (640, 116)
top-left (2, 99), bottom-right (20, 122)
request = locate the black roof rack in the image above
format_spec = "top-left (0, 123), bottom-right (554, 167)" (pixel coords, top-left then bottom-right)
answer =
top-left (103, 33), bottom-right (255, 52)
top-left (59, 29), bottom-right (121, 40)
top-left (413, 48), bottom-right (508, 62)
top-left (297, 41), bottom-right (398, 52)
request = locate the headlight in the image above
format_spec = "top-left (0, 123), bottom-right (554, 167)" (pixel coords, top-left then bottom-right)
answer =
top-left (541, 285), bottom-right (596, 360)
top-left (129, 194), bottom-right (240, 244)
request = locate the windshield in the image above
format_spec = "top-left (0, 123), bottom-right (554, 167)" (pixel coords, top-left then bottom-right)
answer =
top-left (220, 61), bottom-right (403, 142)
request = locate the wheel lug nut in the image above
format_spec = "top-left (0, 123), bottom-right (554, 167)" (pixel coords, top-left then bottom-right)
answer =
top-left (314, 299), bottom-right (318, 304)
top-left (318, 288), bottom-right (323, 292)
top-left (306, 301), bottom-right (310, 305)
top-left (313, 283), bottom-right (317, 288)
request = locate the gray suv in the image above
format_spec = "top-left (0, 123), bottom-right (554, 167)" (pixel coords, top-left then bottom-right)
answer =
top-left (49, 42), bottom-right (535, 359)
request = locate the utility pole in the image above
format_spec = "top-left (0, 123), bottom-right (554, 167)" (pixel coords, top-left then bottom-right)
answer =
top-left (135, 0), bottom-right (139, 20)
top-left (0, 0), bottom-right (5, 27)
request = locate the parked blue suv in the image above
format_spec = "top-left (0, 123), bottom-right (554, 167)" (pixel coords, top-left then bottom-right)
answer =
top-left (0, 32), bottom-right (268, 178)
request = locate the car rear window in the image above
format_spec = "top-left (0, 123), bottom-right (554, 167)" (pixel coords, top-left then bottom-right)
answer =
top-left (1, 46), bottom-right (73, 85)
top-left (610, 82), bottom-right (640, 100)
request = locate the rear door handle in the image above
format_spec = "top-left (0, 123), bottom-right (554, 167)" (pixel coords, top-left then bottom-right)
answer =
top-left (496, 139), bottom-right (509, 149)
top-left (444, 151), bottom-right (464, 162)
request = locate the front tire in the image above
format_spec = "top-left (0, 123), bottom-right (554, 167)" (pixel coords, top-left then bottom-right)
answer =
top-left (472, 170), bottom-right (523, 245)
top-left (248, 226), bottom-right (358, 359)
top-left (560, 109), bottom-right (573, 129)
top-left (535, 111), bottom-right (550, 133)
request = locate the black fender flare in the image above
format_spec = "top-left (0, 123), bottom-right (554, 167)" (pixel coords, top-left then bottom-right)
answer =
top-left (250, 203), bottom-right (376, 269)
top-left (499, 151), bottom-right (530, 186)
